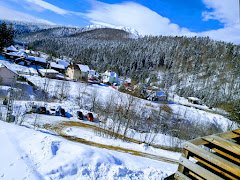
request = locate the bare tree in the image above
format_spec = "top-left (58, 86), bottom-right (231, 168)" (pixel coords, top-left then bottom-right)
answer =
top-left (76, 83), bottom-right (87, 109)
top-left (54, 80), bottom-right (70, 102)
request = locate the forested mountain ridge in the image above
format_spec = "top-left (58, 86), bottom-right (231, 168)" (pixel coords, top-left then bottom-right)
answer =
top-left (16, 26), bottom-right (240, 109)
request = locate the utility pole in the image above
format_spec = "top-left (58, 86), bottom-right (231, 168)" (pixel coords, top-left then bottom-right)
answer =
top-left (6, 86), bottom-right (14, 123)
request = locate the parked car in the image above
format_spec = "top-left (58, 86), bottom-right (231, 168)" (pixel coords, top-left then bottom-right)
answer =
top-left (37, 106), bottom-right (47, 114)
top-left (86, 113), bottom-right (94, 121)
top-left (77, 111), bottom-right (84, 120)
top-left (49, 106), bottom-right (56, 115)
top-left (31, 105), bottom-right (38, 113)
top-left (60, 108), bottom-right (66, 117)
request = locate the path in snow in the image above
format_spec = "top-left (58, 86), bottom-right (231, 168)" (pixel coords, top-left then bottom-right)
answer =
top-left (44, 121), bottom-right (179, 165)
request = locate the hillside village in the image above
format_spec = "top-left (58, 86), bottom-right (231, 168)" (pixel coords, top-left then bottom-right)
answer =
top-left (0, 15), bottom-right (240, 179)
top-left (1, 44), bottom-right (172, 103)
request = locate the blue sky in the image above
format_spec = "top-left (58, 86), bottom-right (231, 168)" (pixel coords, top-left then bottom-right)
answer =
top-left (0, 0), bottom-right (239, 43)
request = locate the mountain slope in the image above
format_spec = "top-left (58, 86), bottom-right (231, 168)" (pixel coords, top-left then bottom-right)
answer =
top-left (16, 26), bottom-right (240, 108)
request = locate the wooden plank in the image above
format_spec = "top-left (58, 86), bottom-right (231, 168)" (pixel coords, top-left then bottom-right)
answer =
top-left (194, 156), bottom-right (238, 180)
top-left (179, 156), bottom-right (224, 180)
top-left (184, 142), bottom-right (240, 177)
top-left (203, 135), bottom-right (240, 156)
top-left (233, 129), bottom-right (240, 135)
top-left (174, 171), bottom-right (191, 180)
top-left (177, 148), bottom-right (189, 173)
top-left (211, 147), bottom-right (240, 164)
top-left (188, 171), bottom-right (204, 180)
top-left (190, 130), bottom-right (240, 146)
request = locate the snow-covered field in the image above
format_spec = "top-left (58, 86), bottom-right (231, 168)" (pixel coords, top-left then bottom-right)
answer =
top-left (0, 121), bottom-right (178, 180)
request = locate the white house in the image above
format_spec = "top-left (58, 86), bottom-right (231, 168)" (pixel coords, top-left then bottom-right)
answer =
top-left (102, 70), bottom-right (119, 85)
top-left (66, 64), bottom-right (90, 81)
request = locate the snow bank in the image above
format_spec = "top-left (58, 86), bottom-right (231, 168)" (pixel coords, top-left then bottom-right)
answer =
top-left (0, 121), bottom-right (177, 179)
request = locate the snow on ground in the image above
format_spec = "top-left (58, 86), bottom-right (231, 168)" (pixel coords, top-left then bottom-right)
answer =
top-left (25, 75), bottom-right (235, 131)
top-left (169, 104), bottom-right (234, 131)
top-left (0, 121), bottom-right (177, 180)
top-left (63, 126), bottom-right (181, 160)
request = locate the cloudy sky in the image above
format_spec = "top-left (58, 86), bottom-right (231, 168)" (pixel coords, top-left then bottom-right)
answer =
top-left (0, 0), bottom-right (239, 43)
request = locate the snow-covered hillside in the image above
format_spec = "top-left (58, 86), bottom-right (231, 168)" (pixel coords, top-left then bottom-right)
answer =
top-left (0, 121), bottom-right (177, 179)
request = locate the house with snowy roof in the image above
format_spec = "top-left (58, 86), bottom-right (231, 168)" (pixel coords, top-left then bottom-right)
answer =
top-left (25, 56), bottom-right (49, 68)
top-left (88, 70), bottom-right (100, 83)
top-left (56, 59), bottom-right (70, 69)
top-left (147, 90), bottom-right (167, 102)
top-left (0, 63), bottom-right (18, 86)
top-left (66, 63), bottom-right (90, 81)
top-left (5, 50), bottom-right (27, 60)
top-left (50, 62), bottom-right (65, 73)
top-left (38, 69), bottom-right (64, 79)
top-left (6, 45), bottom-right (18, 53)
top-left (102, 70), bottom-right (119, 85)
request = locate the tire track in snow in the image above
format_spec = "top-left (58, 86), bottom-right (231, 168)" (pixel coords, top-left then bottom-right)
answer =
top-left (44, 122), bottom-right (179, 165)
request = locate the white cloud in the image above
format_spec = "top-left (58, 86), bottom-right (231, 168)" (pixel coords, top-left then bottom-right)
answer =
top-left (85, 1), bottom-right (192, 36)
top-left (202, 0), bottom-right (238, 26)
top-left (200, 24), bottom-right (240, 44)
top-left (24, 0), bottom-right (69, 15)
top-left (0, 6), bottom-right (55, 25)
top-left (200, 0), bottom-right (240, 44)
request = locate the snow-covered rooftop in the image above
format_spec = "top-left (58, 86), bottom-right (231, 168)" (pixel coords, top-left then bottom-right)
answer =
top-left (50, 62), bottom-right (65, 70)
top-left (6, 45), bottom-right (18, 52)
top-left (38, 69), bottom-right (59, 74)
top-left (77, 64), bottom-right (90, 72)
top-left (56, 59), bottom-right (70, 68)
top-left (6, 50), bottom-right (27, 58)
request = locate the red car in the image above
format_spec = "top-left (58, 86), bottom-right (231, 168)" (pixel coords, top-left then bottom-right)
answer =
top-left (86, 113), bottom-right (94, 121)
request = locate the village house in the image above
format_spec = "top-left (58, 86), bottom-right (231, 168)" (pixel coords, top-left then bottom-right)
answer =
top-left (102, 70), bottom-right (119, 85)
top-left (6, 45), bottom-right (18, 53)
top-left (50, 62), bottom-right (65, 74)
top-left (25, 56), bottom-right (49, 68)
top-left (0, 63), bottom-right (18, 86)
top-left (56, 59), bottom-right (70, 69)
top-left (147, 90), bottom-right (167, 102)
top-left (88, 70), bottom-right (100, 83)
top-left (66, 64), bottom-right (90, 81)
top-left (5, 50), bottom-right (28, 60)
top-left (38, 69), bottom-right (64, 79)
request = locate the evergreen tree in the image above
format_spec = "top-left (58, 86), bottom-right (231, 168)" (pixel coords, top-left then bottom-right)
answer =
top-left (0, 22), bottom-right (15, 51)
